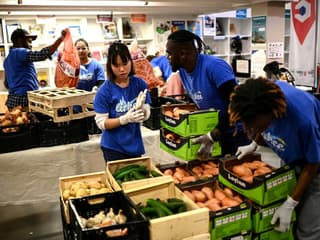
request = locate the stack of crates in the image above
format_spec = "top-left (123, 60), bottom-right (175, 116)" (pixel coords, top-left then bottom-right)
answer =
top-left (159, 103), bottom-right (221, 161)
top-left (218, 153), bottom-right (297, 239)
top-left (27, 88), bottom-right (95, 146)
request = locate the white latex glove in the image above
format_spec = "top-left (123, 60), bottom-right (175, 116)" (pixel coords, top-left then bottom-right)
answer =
top-left (119, 107), bottom-right (144, 125)
top-left (271, 196), bottom-right (298, 232)
top-left (92, 86), bottom-right (99, 92)
top-left (135, 89), bottom-right (147, 110)
top-left (192, 132), bottom-right (214, 160)
top-left (236, 141), bottom-right (258, 159)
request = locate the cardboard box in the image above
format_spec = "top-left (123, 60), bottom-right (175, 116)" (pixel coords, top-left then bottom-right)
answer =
top-left (160, 128), bottom-right (221, 161)
top-left (59, 171), bottom-right (112, 224)
top-left (143, 96), bottom-right (185, 130)
top-left (218, 154), bottom-right (296, 206)
top-left (252, 200), bottom-right (296, 233)
top-left (179, 180), bottom-right (252, 240)
top-left (252, 224), bottom-right (295, 240)
top-left (160, 103), bottom-right (219, 137)
top-left (106, 156), bottom-right (170, 191)
top-left (125, 178), bottom-right (210, 240)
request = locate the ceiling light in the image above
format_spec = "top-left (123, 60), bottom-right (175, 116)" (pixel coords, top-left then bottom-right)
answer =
top-left (16, 0), bottom-right (147, 7)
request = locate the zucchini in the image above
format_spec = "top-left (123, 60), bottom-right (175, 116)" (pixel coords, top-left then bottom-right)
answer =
top-left (130, 169), bottom-right (147, 180)
top-left (146, 198), bottom-right (173, 216)
top-left (113, 164), bottom-right (141, 178)
top-left (165, 201), bottom-right (186, 212)
top-left (150, 170), bottom-right (162, 177)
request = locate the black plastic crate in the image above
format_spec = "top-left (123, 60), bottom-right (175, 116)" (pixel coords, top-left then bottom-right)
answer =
top-left (34, 113), bottom-right (89, 147)
top-left (0, 123), bottom-right (38, 153)
top-left (69, 191), bottom-right (149, 240)
top-left (143, 96), bottom-right (185, 130)
top-left (60, 197), bottom-right (74, 240)
top-left (86, 116), bottom-right (101, 135)
top-left (0, 112), bottom-right (39, 153)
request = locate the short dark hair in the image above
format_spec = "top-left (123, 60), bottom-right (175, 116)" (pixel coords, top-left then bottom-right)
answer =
top-left (228, 77), bottom-right (287, 125)
top-left (167, 30), bottom-right (204, 53)
top-left (106, 42), bottom-right (135, 82)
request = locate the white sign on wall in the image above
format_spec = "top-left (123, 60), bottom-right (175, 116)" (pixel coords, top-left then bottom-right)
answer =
top-left (267, 42), bottom-right (284, 59)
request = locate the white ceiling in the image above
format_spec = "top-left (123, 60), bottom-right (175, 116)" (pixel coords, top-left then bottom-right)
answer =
top-left (0, 0), bottom-right (294, 16)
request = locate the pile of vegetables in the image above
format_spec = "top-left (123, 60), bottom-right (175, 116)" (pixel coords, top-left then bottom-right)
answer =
top-left (231, 160), bottom-right (273, 183)
top-left (183, 184), bottom-right (243, 212)
top-left (190, 161), bottom-right (219, 178)
top-left (139, 198), bottom-right (187, 219)
top-left (162, 166), bottom-right (197, 184)
top-left (113, 164), bottom-right (162, 185)
top-left (62, 180), bottom-right (112, 200)
top-left (79, 208), bottom-right (128, 237)
top-left (0, 106), bottom-right (30, 133)
top-left (164, 107), bottom-right (191, 119)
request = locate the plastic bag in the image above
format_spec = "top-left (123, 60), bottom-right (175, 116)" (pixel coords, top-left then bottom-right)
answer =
top-left (54, 28), bottom-right (80, 87)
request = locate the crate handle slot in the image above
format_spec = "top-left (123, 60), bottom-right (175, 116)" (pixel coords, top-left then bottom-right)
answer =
top-left (88, 197), bottom-right (105, 205)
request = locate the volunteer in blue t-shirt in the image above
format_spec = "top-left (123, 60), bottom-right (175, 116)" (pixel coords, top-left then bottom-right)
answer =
top-left (94, 42), bottom-right (151, 162)
top-left (150, 55), bottom-right (172, 82)
top-left (75, 38), bottom-right (106, 91)
top-left (229, 77), bottom-right (320, 239)
top-left (4, 28), bottom-right (66, 110)
top-left (166, 29), bottom-right (250, 157)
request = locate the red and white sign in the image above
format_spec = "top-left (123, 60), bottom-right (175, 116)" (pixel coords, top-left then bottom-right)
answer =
top-left (289, 0), bottom-right (316, 86)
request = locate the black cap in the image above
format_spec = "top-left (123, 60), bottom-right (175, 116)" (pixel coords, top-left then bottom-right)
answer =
top-left (11, 28), bottom-right (37, 43)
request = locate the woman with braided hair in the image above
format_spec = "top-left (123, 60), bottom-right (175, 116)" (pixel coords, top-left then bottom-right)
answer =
top-left (165, 29), bottom-right (250, 158)
top-left (229, 77), bottom-right (320, 239)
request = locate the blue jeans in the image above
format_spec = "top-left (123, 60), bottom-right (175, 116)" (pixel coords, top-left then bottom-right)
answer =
top-left (101, 147), bottom-right (141, 162)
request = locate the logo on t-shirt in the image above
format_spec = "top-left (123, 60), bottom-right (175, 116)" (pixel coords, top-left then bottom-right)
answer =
top-left (262, 132), bottom-right (286, 152)
top-left (115, 96), bottom-right (135, 113)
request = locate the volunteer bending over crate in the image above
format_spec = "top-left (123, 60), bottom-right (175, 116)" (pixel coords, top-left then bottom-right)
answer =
top-left (94, 42), bottom-right (151, 161)
top-left (4, 28), bottom-right (66, 110)
top-left (229, 77), bottom-right (320, 239)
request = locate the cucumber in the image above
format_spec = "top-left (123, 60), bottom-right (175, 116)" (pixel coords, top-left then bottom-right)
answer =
top-left (112, 164), bottom-right (140, 178)
top-left (146, 198), bottom-right (173, 216)
top-left (113, 164), bottom-right (142, 179)
top-left (150, 170), bottom-right (162, 177)
top-left (165, 201), bottom-right (186, 212)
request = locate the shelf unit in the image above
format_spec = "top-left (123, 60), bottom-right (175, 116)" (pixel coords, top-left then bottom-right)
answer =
top-left (0, 15), bottom-right (157, 90)
top-left (202, 15), bottom-right (252, 65)
top-left (284, 7), bottom-right (291, 68)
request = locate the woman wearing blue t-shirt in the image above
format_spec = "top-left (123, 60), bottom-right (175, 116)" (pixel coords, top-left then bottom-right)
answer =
top-left (166, 30), bottom-right (250, 158)
top-left (229, 77), bottom-right (320, 239)
top-left (94, 42), bottom-right (151, 161)
top-left (75, 38), bottom-right (106, 91)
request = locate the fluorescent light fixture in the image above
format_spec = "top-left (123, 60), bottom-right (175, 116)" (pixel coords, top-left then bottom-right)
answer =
top-left (16, 0), bottom-right (147, 6)
top-left (2, 11), bottom-right (115, 15)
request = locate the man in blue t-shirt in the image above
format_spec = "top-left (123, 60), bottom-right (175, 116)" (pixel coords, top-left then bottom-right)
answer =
top-left (166, 29), bottom-right (250, 157)
top-left (4, 28), bottom-right (66, 110)
top-left (229, 77), bottom-right (320, 239)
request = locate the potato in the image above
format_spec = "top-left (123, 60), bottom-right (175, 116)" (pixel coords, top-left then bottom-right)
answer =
top-left (232, 164), bottom-right (253, 177)
top-left (62, 189), bottom-right (71, 200)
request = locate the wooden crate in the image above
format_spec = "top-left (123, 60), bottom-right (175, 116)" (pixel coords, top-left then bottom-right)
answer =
top-left (59, 171), bottom-right (113, 224)
top-left (126, 178), bottom-right (210, 240)
top-left (28, 88), bottom-right (95, 122)
top-left (106, 156), bottom-right (168, 192)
